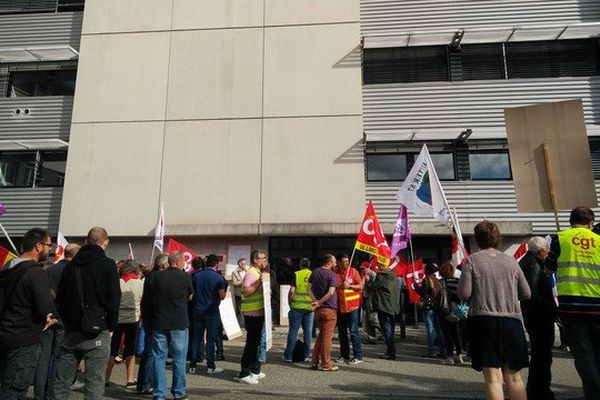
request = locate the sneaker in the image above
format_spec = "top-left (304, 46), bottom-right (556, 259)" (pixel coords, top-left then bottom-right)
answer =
top-left (334, 356), bottom-right (348, 364)
top-left (421, 353), bottom-right (435, 359)
top-left (303, 357), bottom-right (310, 362)
top-left (251, 372), bottom-right (266, 380)
top-left (71, 380), bottom-right (85, 390)
top-left (173, 395), bottom-right (190, 400)
top-left (187, 366), bottom-right (196, 374)
top-left (282, 358), bottom-right (292, 363)
top-left (207, 367), bottom-right (224, 375)
top-left (378, 354), bottom-right (396, 360)
top-left (454, 354), bottom-right (466, 365)
top-left (442, 357), bottom-right (454, 365)
top-left (348, 358), bottom-right (363, 365)
top-left (236, 375), bottom-right (259, 385)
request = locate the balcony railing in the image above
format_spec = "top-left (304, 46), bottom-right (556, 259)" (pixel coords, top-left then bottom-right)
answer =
top-left (0, 0), bottom-right (84, 14)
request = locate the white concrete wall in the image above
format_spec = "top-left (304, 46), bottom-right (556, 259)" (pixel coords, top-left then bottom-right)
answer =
top-left (61, 0), bottom-right (364, 237)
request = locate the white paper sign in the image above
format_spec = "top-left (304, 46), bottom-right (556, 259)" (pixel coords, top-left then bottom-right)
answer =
top-left (219, 285), bottom-right (243, 340)
top-left (262, 273), bottom-right (273, 351)
top-left (279, 285), bottom-right (291, 326)
top-left (226, 245), bottom-right (251, 280)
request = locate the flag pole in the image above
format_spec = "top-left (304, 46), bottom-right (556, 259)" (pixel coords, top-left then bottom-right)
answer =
top-left (347, 247), bottom-right (357, 279)
top-left (0, 223), bottom-right (18, 255)
top-left (408, 239), bottom-right (419, 326)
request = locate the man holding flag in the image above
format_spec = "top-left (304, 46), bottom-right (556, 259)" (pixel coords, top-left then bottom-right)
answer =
top-left (335, 254), bottom-right (364, 365)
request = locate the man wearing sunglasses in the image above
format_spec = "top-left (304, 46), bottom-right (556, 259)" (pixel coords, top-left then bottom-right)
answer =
top-left (0, 228), bottom-right (56, 399)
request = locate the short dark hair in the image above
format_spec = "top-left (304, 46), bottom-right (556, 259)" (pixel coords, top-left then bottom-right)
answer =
top-left (299, 257), bottom-right (311, 268)
top-left (191, 256), bottom-right (205, 270)
top-left (474, 220), bottom-right (501, 249)
top-left (319, 253), bottom-right (335, 266)
top-left (153, 253), bottom-right (169, 271)
top-left (250, 249), bottom-right (266, 264)
top-left (336, 253), bottom-right (349, 261)
top-left (570, 207), bottom-right (595, 226)
top-left (21, 228), bottom-right (51, 252)
top-left (206, 254), bottom-right (219, 268)
top-left (121, 259), bottom-right (139, 275)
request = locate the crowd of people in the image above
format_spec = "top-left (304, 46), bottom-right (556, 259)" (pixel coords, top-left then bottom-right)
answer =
top-left (0, 206), bottom-right (598, 400)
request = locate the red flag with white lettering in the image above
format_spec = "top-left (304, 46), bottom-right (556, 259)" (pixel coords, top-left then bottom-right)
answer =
top-left (165, 238), bottom-right (198, 273)
top-left (354, 201), bottom-right (391, 266)
top-left (513, 241), bottom-right (528, 261)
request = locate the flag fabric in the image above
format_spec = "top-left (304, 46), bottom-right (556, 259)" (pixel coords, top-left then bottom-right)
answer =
top-left (392, 256), bottom-right (424, 303)
top-left (128, 243), bottom-right (135, 260)
top-left (0, 244), bottom-right (16, 269)
top-left (153, 203), bottom-right (165, 252)
top-left (0, 202), bottom-right (5, 217)
top-left (165, 238), bottom-right (197, 273)
top-left (354, 201), bottom-right (392, 266)
top-left (451, 226), bottom-right (468, 267)
top-left (390, 204), bottom-right (411, 258)
top-left (396, 144), bottom-right (450, 225)
top-left (53, 232), bottom-right (69, 263)
top-left (512, 241), bottom-right (528, 261)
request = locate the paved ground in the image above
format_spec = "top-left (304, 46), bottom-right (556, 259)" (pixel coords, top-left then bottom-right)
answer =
top-left (66, 325), bottom-right (582, 400)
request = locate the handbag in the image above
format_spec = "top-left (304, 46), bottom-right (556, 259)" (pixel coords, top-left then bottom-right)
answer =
top-left (75, 267), bottom-right (106, 336)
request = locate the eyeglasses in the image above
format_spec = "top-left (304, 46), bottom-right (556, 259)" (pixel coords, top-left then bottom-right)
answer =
top-left (40, 242), bottom-right (53, 247)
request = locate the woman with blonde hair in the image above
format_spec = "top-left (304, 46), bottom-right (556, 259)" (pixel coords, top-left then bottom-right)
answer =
top-left (458, 221), bottom-right (531, 400)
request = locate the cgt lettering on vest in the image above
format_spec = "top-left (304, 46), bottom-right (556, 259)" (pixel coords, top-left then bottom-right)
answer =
top-left (571, 235), bottom-right (597, 250)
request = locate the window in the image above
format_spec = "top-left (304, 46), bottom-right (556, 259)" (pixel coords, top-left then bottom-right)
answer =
top-left (469, 152), bottom-right (511, 180)
top-left (0, 0), bottom-right (84, 14)
top-left (365, 152), bottom-right (455, 181)
top-left (363, 46), bottom-right (449, 84)
top-left (0, 151), bottom-right (67, 188)
top-left (461, 44), bottom-right (505, 81)
top-left (0, 152), bottom-right (36, 187)
top-left (506, 39), bottom-right (600, 79)
top-left (7, 69), bottom-right (76, 97)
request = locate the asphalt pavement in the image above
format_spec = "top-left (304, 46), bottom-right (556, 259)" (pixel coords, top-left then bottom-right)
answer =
top-left (65, 325), bottom-right (583, 400)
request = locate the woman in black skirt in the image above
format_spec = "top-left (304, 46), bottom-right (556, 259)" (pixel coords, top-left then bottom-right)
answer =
top-left (458, 221), bottom-right (531, 400)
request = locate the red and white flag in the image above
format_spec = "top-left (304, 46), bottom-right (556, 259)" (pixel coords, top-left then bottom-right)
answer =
top-left (153, 202), bottom-right (165, 252)
top-left (166, 238), bottom-right (198, 273)
top-left (128, 243), bottom-right (135, 260)
top-left (395, 257), bottom-right (425, 304)
top-left (354, 200), bottom-right (391, 266)
top-left (54, 232), bottom-right (69, 263)
top-left (512, 241), bottom-right (528, 261)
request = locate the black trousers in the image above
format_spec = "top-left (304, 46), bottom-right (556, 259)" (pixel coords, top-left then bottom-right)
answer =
top-left (239, 315), bottom-right (264, 378)
top-left (523, 317), bottom-right (555, 400)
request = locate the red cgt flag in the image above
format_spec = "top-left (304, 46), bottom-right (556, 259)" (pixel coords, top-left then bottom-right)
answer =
top-left (513, 241), bottom-right (528, 261)
top-left (165, 238), bottom-right (198, 273)
top-left (354, 201), bottom-right (391, 266)
top-left (392, 256), bottom-right (425, 304)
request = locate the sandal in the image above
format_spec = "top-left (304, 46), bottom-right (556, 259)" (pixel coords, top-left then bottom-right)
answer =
top-left (322, 366), bottom-right (339, 371)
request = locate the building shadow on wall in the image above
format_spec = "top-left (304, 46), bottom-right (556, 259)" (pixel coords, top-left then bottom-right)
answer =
top-left (333, 44), bottom-right (362, 69)
top-left (334, 138), bottom-right (364, 164)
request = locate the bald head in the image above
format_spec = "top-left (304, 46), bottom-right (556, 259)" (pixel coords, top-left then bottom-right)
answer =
top-left (86, 226), bottom-right (109, 248)
top-left (64, 243), bottom-right (81, 260)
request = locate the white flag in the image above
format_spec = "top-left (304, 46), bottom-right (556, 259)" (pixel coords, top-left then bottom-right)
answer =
top-left (128, 243), bottom-right (135, 260)
top-left (153, 203), bottom-right (165, 252)
top-left (54, 232), bottom-right (69, 263)
top-left (396, 144), bottom-right (450, 225)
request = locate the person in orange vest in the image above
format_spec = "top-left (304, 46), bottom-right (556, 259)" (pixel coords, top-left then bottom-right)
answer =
top-left (335, 253), bottom-right (364, 365)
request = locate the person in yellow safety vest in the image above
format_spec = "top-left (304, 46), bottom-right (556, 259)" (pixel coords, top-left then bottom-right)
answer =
top-left (236, 249), bottom-right (267, 385)
top-left (282, 257), bottom-right (314, 363)
top-left (546, 207), bottom-right (600, 400)
top-left (334, 253), bottom-right (364, 365)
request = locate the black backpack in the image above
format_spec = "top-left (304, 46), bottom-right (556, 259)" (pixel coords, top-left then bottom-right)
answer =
top-left (292, 339), bottom-right (305, 362)
top-left (433, 279), bottom-right (450, 316)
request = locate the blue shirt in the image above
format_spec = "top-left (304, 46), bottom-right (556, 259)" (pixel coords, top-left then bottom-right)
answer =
top-left (192, 268), bottom-right (227, 316)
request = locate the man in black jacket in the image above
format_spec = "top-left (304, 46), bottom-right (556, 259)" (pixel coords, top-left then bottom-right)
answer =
top-left (52, 227), bottom-right (120, 400)
top-left (519, 236), bottom-right (557, 400)
top-left (0, 228), bottom-right (55, 400)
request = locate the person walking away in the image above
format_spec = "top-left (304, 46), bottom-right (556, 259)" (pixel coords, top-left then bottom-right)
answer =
top-left (546, 207), bottom-right (600, 400)
top-left (0, 228), bottom-right (56, 400)
top-left (458, 220), bottom-right (531, 400)
top-left (519, 236), bottom-right (557, 400)
top-left (417, 263), bottom-right (446, 359)
top-left (237, 250), bottom-right (268, 385)
top-left (439, 261), bottom-right (465, 365)
top-left (364, 262), bottom-right (400, 360)
top-left (335, 253), bottom-right (364, 365)
top-left (189, 254), bottom-right (227, 375)
top-left (283, 257), bottom-right (314, 363)
top-left (136, 253), bottom-right (169, 396)
top-left (34, 243), bottom-right (80, 400)
top-left (53, 227), bottom-right (121, 400)
top-left (308, 254), bottom-right (338, 371)
top-left (105, 259), bottom-right (144, 387)
top-left (150, 252), bottom-right (193, 400)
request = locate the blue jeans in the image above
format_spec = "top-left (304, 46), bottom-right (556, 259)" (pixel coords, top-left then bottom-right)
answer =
top-left (152, 329), bottom-right (188, 400)
top-left (562, 314), bottom-right (600, 400)
top-left (0, 343), bottom-right (40, 400)
top-left (337, 309), bottom-right (362, 360)
top-left (378, 311), bottom-right (396, 357)
top-left (283, 309), bottom-right (314, 360)
top-left (424, 309), bottom-right (445, 356)
top-left (190, 313), bottom-right (220, 369)
top-left (257, 327), bottom-right (267, 363)
top-left (137, 326), bottom-right (154, 392)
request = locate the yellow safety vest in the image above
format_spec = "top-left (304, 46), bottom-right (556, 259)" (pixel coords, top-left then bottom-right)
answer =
top-left (290, 268), bottom-right (312, 311)
top-left (557, 227), bottom-right (600, 299)
top-left (240, 267), bottom-right (264, 313)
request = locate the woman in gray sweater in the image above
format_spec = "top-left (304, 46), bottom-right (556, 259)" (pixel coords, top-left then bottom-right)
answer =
top-left (458, 221), bottom-right (531, 400)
